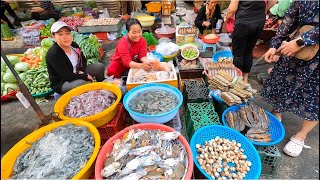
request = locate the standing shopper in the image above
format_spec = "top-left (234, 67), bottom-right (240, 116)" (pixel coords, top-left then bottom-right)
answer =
top-left (0, 1), bottom-right (21, 29)
top-left (31, 1), bottom-right (59, 21)
top-left (262, 1), bottom-right (319, 157)
top-left (194, 0), bottom-right (222, 35)
top-left (46, 22), bottom-right (105, 94)
top-left (224, 0), bottom-right (268, 83)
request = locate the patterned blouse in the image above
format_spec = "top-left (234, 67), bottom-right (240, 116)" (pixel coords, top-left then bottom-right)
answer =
top-left (270, 1), bottom-right (319, 49)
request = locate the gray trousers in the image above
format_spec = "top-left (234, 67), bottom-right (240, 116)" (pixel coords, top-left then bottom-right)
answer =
top-left (61, 62), bottom-right (105, 94)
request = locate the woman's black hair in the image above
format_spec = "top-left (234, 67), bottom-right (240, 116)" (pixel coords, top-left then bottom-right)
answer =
top-left (126, 18), bottom-right (142, 32)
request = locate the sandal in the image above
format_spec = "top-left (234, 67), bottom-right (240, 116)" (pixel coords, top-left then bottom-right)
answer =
top-left (283, 136), bottom-right (311, 157)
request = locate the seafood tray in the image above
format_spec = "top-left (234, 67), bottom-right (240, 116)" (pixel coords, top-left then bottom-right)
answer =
top-left (164, 113), bottom-right (182, 132)
top-left (176, 56), bottom-right (204, 79)
top-left (190, 125), bottom-right (262, 180)
top-left (256, 146), bottom-right (281, 177)
top-left (222, 104), bottom-right (285, 146)
top-left (77, 19), bottom-right (123, 33)
top-left (184, 102), bottom-right (221, 140)
top-left (184, 80), bottom-right (209, 104)
top-left (126, 63), bottom-right (179, 91)
top-left (95, 123), bottom-right (194, 179)
top-left (1, 120), bottom-right (100, 179)
top-left (97, 103), bottom-right (127, 145)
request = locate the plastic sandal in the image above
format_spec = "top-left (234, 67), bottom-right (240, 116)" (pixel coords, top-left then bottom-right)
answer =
top-left (283, 136), bottom-right (311, 157)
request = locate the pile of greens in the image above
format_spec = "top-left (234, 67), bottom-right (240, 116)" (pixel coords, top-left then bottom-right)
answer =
top-left (72, 31), bottom-right (101, 64)
top-left (1, 23), bottom-right (13, 39)
top-left (143, 32), bottom-right (158, 46)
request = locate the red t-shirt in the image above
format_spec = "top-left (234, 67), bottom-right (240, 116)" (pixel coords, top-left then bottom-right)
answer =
top-left (110, 36), bottom-right (148, 68)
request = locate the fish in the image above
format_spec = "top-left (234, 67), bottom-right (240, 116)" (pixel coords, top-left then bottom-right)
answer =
top-left (225, 111), bottom-right (235, 128)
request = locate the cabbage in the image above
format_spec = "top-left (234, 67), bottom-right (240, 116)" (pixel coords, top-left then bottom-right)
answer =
top-left (7, 56), bottom-right (20, 65)
top-left (41, 38), bottom-right (54, 49)
top-left (1, 60), bottom-right (6, 72)
top-left (3, 72), bottom-right (17, 83)
top-left (18, 73), bottom-right (27, 81)
top-left (1, 83), bottom-right (5, 91)
top-left (1, 72), bottom-right (4, 81)
top-left (4, 83), bottom-right (19, 91)
top-left (15, 62), bottom-right (30, 72)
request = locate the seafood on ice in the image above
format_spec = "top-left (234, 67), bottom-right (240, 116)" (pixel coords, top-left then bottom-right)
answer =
top-left (11, 123), bottom-right (94, 179)
top-left (101, 129), bottom-right (188, 180)
top-left (128, 62), bottom-right (175, 83)
top-left (129, 89), bottom-right (179, 115)
top-left (225, 104), bottom-right (271, 142)
top-left (64, 89), bottom-right (117, 118)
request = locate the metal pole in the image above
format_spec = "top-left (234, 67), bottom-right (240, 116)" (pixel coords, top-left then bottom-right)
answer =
top-left (1, 50), bottom-right (51, 126)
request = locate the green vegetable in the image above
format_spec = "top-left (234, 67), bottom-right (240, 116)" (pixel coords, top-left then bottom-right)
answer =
top-left (1, 60), bottom-right (6, 72)
top-left (24, 66), bottom-right (51, 95)
top-left (1, 83), bottom-right (5, 91)
top-left (84, 0), bottom-right (97, 9)
top-left (143, 32), bottom-right (158, 46)
top-left (15, 62), bottom-right (30, 72)
top-left (3, 72), bottom-right (17, 83)
top-left (41, 38), bottom-right (54, 49)
top-left (182, 49), bottom-right (198, 59)
top-left (7, 56), bottom-right (20, 65)
top-left (18, 73), bottom-right (27, 81)
top-left (4, 83), bottom-right (19, 91)
top-left (1, 23), bottom-right (12, 39)
top-left (1, 72), bottom-right (4, 81)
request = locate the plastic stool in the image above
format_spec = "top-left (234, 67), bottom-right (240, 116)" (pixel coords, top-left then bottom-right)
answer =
top-left (202, 43), bottom-right (217, 53)
top-left (54, 92), bottom-right (61, 101)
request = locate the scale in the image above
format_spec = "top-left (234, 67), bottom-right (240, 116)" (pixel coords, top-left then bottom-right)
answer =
top-left (176, 13), bottom-right (186, 25)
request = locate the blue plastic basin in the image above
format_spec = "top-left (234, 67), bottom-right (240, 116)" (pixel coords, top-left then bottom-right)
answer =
top-left (123, 83), bottom-right (183, 124)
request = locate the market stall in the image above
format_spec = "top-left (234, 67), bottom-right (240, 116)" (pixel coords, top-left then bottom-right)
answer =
top-left (1, 1), bottom-right (286, 179)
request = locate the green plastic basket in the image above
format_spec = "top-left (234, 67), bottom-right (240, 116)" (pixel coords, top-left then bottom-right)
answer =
top-left (256, 146), bottom-right (281, 177)
top-left (185, 102), bottom-right (221, 139)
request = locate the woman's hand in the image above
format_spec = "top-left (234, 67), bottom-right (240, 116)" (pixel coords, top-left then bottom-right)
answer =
top-left (202, 21), bottom-right (211, 27)
top-left (263, 48), bottom-right (279, 63)
top-left (87, 74), bottom-right (93, 81)
top-left (141, 62), bottom-right (152, 71)
top-left (277, 40), bottom-right (302, 57)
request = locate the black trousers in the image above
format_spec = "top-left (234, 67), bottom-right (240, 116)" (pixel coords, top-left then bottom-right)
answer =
top-left (31, 12), bottom-right (59, 21)
top-left (0, 2), bottom-right (20, 29)
top-left (231, 21), bottom-right (264, 73)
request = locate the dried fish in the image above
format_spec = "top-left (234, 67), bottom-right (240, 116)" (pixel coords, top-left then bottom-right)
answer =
top-left (64, 89), bottom-right (117, 118)
top-left (11, 123), bottom-right (94, 180)
top-left (101, 129), bottom-right (188, 180)
top-left (129, 90), bottom-right (179, 115)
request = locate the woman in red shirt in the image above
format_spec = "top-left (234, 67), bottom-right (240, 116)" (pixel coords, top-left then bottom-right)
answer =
top-left (107, 18), bottom-right (152, 78)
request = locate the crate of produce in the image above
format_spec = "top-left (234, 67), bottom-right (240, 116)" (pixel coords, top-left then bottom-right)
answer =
top-left (256, 145), bottom-right (281, 177)
top-left (184, 102), bottom-right (221, 140)
top-left (97, 103), bottom-right (127, 145)
top-left (126, 62), bottom-right (178, 91)
top-left (1, 36), bottom-right (24, 48)
top-left (77, 19), bottom-right (123, 33)
top-left (176, 55), bottom-right (204, 79)
top-left (184, 79), bottom-right (209, 104)
top-left (164, 113), bottom-right (182, 132)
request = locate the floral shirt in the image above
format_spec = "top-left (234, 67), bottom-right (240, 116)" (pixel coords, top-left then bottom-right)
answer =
top-left (270, 1), bottom-right (319, 49)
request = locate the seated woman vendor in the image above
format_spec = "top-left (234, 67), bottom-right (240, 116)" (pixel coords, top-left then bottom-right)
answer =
top-left (46, 22), bottom-right (105, 94)
top-left (107, 18), bottom-right (152, 78)
top-left (195, 0), bottom-right (222, 35)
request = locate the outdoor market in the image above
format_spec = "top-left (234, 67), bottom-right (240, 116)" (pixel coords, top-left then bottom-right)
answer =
top-left (1, 0), bottom-right (319, 179)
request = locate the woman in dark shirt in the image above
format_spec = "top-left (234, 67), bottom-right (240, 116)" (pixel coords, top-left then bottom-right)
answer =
top-left (31, 1), bottom-right (59, 21)
top-left (194, 0), bottom-right (222, 35)
top-left (224, 0), bottom-right (269, 83)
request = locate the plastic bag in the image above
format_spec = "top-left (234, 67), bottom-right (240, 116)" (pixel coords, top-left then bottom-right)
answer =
top-left (107, 32), bottom-right (117, 41)
top-left (156, 39), bottom-right (180, 56)
top-left (99, 8), bottom-right (110, 18)
top-left (226, 17), bottom-right (235, 33)
top-left (182, 10), bottom-right (196, 25)
top-left (159, 23), bottom-right (169, 33)
top-left (147, 52), bottom-right (163, 62)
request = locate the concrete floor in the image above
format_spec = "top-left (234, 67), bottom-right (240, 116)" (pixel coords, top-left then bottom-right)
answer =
top-left (1, 2), bottom-right (319, 179)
